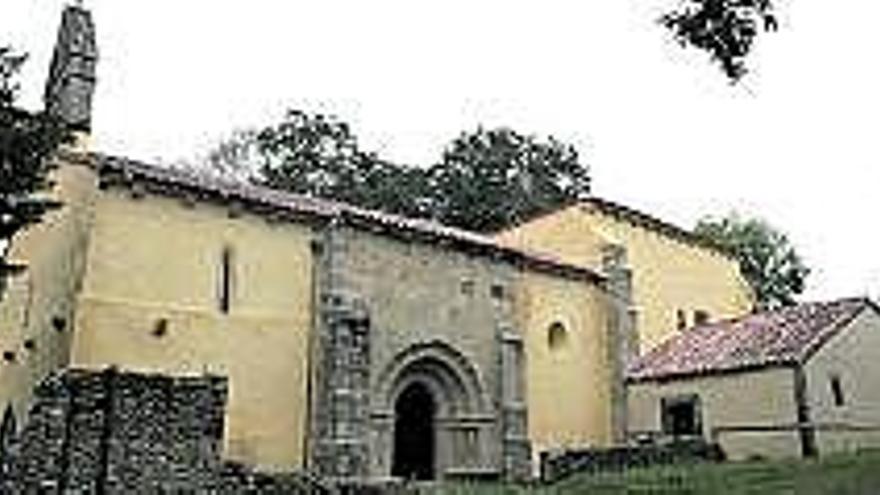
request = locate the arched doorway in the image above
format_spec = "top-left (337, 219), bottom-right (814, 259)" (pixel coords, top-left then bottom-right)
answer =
top-left (374, 341), bottom-right (492, 479)
top-left (391, 382), bottom-right (436, 480)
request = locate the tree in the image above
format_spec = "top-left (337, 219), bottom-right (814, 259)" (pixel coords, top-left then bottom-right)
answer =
top-left (660, 0), bottom-right (778, 83)
top-left (428, 127), bottom-right (590, 232)
top-left (694, 213), bottom-right (809, 310)
top-left (206, 114), bottom-right (591, 233)
top-left (207, 110), bottom-right (432, 219)
top-left (1, 47), bottom-right (71, 292)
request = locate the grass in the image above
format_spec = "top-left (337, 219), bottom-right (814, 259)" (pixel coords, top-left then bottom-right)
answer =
top-left (428, 449), bottom-right (880, 495)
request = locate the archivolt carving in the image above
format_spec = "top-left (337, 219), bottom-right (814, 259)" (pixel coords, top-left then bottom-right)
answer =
top-left (374, 340), bottom-right (490, 416)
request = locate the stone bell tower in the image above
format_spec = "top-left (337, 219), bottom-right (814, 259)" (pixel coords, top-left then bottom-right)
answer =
top-left (44, 2), bottom-right (98, 133)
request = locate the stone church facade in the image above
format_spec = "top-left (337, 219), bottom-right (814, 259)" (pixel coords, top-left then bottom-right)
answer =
top-left (0, 4), bottom-right (751, 482)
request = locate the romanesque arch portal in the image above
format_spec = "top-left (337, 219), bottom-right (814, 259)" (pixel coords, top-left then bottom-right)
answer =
top-left (373, 342), bottom-right (496, 480)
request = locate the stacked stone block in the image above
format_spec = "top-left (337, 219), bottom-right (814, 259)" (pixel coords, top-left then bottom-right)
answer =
top-left (2, 373), bottom-right (72, 493)
top-left (312, 225), bottom-right (374, 480)
top-left (1, 368), bottom-right (328, 494)
top-left (65, 369), bottom-right (111, 492)
top-left (539, 440), bottom-right (724, 484)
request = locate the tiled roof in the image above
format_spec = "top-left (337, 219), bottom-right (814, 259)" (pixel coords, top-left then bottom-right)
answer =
top-left (87, 152), bottom-right (604, 284)
top-left (627, 298), bottom-right (874, 383)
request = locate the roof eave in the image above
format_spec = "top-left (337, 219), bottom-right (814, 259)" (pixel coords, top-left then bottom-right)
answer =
top-left (85, 152), bottom-right (605, 285)
top-left (626, 359), bottom-right (799, 385)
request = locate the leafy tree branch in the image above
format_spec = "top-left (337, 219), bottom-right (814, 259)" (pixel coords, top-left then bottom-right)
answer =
top-left (694, 213), bottom-right (809, 309)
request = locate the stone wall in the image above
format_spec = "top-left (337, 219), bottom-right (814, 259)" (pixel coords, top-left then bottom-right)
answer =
top-left (311, 223), bottom-right (530, 480)
top-left (0, 368), bottom-right (328, 493)
top-left (538, 440), bottom-right (724, 484)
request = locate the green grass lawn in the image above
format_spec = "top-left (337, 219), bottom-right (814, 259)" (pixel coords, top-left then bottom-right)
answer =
top-left (430, 450), bottom-right (880, 495)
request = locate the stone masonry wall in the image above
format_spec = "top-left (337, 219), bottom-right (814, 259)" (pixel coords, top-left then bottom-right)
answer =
top-left (0, 367), bottom-right (327, 494)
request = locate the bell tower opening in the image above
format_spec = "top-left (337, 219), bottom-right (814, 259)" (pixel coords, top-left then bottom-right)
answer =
top-left (391, 382), bottom-right (436, 480)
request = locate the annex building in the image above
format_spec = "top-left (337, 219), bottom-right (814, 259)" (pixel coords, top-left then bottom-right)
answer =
top-left (0, 4), bottom-right (761, 482)
top-left (628, 298), bottom-right (880, 461)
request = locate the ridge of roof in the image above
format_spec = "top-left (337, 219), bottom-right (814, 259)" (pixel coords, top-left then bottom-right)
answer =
top-left (82, 152), bottom-right (605, 284)
top-left (495, 196), bottom-right (735, 260)
top-left (626, 297), bottom-right (873, 383)
top-left (579, 197), bottom-right (735, 259)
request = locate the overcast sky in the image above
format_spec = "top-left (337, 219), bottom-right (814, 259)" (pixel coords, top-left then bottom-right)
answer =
top-left (3, 0), bottom-right (878, 300)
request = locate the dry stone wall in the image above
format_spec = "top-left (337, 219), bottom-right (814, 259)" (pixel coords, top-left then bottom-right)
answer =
top-left (0, 367), bottom-right (328, 494)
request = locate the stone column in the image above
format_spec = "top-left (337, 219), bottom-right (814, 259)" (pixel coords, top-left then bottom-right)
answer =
top-left (601, 243), bottom-right (638, 445)
top-left (310, 222), bottom-right (373, 480)
top-left (493, 274), bottom-right (531, 481)
top-left (498, 328), bottom-right (531, 480)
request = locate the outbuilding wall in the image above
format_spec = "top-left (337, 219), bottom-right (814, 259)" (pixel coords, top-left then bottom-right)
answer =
top-left (627, 367), bottom-right (802, 460)
top-left (803, 307), bottom-right (880, 453)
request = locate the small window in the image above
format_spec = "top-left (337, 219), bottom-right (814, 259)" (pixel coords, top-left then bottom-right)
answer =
top-left (52, 316), bottom-right (66, 332)
top-left (219, 246), bottom-right (235, 314)
top-left (829, 375), bottom-right (845, 407)
top-left (676, 309), bottom-right (687, 330)
top-left (661, 395), bottom-right (702, 437)
top-left (694, 310), bottom-right (710, 326)
top-left (152, 318), bottom-right (169, 338)
top-left (460, 279), bottom-right (475, 296)
top-left (490, 283), bottom-right (505, 300)
top-left (548, 322), bottom-right (568, 350)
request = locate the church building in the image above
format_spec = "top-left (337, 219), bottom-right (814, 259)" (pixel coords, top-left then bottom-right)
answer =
top-left (0, 4), bottom-right (752, 481)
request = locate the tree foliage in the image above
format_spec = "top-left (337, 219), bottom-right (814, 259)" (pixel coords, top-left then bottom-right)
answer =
top-left (208, 110), bottom-right (432, 219)
top-left (694, 213), bottom-right (809, 310)
top-left (207, 111), bottom-right (590, 232)
top-left (661, 0), bottom-right (778, 83)
top-left (429, 127), bottom-right (589, 232)
top-left (1, 47), bottom-right (71, 288)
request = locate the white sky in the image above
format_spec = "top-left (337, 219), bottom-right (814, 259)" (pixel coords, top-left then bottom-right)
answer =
top-left (3, 0), bottom-right (878, 300)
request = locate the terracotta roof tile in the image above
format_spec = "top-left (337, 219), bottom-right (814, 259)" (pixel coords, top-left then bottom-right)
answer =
top-left (627, 298), bottom-right (872, 382)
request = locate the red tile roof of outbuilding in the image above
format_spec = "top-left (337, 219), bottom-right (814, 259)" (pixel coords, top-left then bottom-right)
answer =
top-left (627, 298), bottom-right (875, 383)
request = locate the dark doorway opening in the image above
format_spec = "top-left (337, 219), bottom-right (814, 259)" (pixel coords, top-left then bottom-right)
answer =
top-left (661, 395), bottom-right (702, 437)
top-left (392, 382), bottom-right (436, 480)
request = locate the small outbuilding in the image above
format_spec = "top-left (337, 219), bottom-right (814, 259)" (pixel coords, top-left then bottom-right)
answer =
top-left (626, 297), bottom-right (880, 460)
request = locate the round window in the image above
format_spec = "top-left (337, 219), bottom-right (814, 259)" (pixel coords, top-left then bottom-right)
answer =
top-left (548, 321), bottom-right (568, 350)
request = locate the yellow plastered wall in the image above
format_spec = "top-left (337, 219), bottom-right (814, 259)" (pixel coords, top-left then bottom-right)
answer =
top-left (804, 307), bottom-right (880, 454)
top-left (515, 271), bottom-right (613, 459)
top-left (0, 160), bottom-right (96, 424)
top-left (71, 187), bottom-right (314, 470)
top-left (497, 204), bottom-right (753, 352)
top-left (628, 368), bottom-right (802, 460)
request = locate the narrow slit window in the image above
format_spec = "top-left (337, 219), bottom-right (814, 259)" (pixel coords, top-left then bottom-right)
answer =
top-left (490, 283), bottom-right (505, 300)
top-left (548, 321), bottom-right (568, 350)
top-left (829, 375), bottom-right (845, 407)
top-left (219, 246), bottom-right (234, 314)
